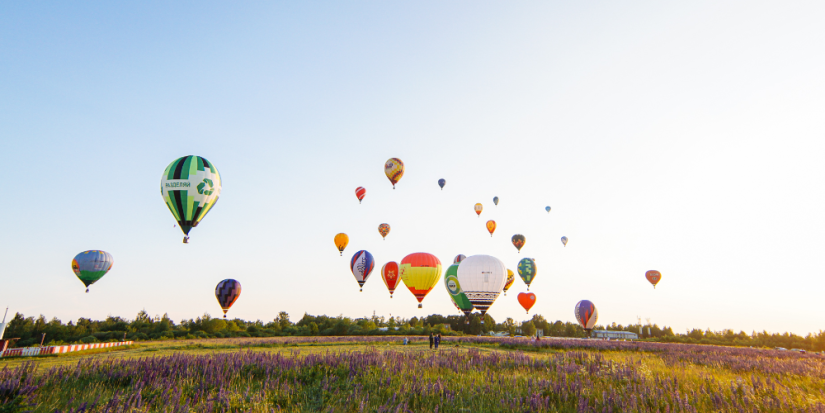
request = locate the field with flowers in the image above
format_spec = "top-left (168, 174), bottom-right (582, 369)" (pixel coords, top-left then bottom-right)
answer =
top-left (2, 336), bottom-right (824, 412)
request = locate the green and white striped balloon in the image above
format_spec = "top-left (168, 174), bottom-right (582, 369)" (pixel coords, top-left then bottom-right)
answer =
top-left (160, 155), bottom-right (222, 242)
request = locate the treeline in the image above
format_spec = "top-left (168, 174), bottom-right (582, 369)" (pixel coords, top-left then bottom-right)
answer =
top-left (3, 311), bottom-right (823, 351)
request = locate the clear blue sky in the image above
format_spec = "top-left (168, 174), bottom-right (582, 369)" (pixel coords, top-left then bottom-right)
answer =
top-left (2, 2), bottom-right (823, 335)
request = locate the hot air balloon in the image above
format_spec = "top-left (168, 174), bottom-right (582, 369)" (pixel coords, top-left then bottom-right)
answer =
top-left (453, 254), bottom-right (466, 264)
top-left (645, 270), bottom-right (662, 289)
top-left (517, 258), bottom-right (537, 290)
top-left (355, 187), bottom-right (366, 204)
top-left (350, 250), bottom-right (375, 292)
top-left (574, 300), bottom-right (599, 335)
top-left (561, 236), bottom-right (568, 247)
top-left (545, 206), bottom-right (551, 213)
top-left (438, 179), bottom-right (446, 190)
top-left (334, 233), bottom-right (349, 256)
top-left (381, 261), bottom-right (401, 298)
top-left (215, 279), bottom-right (241, 318)
top-left (456, 255), bottom-right (507, 323)
top-left (493, 196), bottom-right (499, 206)
top-left (444, 264), bottom-right (474, 321)
top-left (385, 158), bottom-right (404, 189)
top-left (71, 250), bottom-right (113, 293)
top-left (512, 234), bottom-right (526, 253)
top-left (399, 252), bottom-right (442, 308)
top-left (518, 292), bottom-right (536, 314)
top-left (378, 223), bottom-right (390, 240)
top-left (503, 269), bottom-right (515, 296)
top-left (486, 220), bottom-right (496, 237)
top-left (161, 155), bottom-right (222, 243)
top-left (474, 203), bottom-right (483, 217)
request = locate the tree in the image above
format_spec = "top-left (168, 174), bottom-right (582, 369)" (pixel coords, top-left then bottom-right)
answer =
top-left (277, 312), bottom-right (291, 329)
top-left (522, 321), bottom-right (536, 337)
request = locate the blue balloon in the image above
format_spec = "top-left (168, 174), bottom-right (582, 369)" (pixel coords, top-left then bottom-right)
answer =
top-left (438, 178), bottom-right (446, 190)
top-left (545, 206), bottom-right (551, 213)
top-left (574, 300), bottom-right (598, 331)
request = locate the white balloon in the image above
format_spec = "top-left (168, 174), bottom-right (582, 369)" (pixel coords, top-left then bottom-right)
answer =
top-left (456, 255), bottom-right (507, 319)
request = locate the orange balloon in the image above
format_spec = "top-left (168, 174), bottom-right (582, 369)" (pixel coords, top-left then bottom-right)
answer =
top-left (518, 292), bottom-right (536, 314)
top-left (645, 270), bottom-right (662, 289)
top-left (486, 220), bottom-right (496, 237)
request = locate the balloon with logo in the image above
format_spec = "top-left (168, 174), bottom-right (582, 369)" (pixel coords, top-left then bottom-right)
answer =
top-left (438, 179), bottom-right (446, 190)
top-left (161, 155), bottom-right (222, 243)
top-left (381, 261), bottom-right (401, 298)
top-left (355, 187), bottom-right (366, 204)
top-left (456, 255), bottom-right (507, 323)
top-left (486, 220), bottom-right (496, 237)
top-left (453, 254), bottom-right (466, 264)
top-left (545, 206), bottom-right (551, 213)
top-left (71, 250), bottom-right (113, 293)
top-left (474, 203), bottom-right (483, 217)
top-left (574, 300), bottom-right (599, 334)
top-left (384, 158), bottom-right (404, 189)
top-left (444, 264), bottom-right (473, 320)
top-left (502, 269), bottom-right (515, 296)
top-left (334, 233), bottom-right (349, 256)
top-left (378, 223), bottom-right (390, 240)
top-left (517, 258), bottom-right (537, 290)
top-left (493, 196), bottom-right (499, 206)
top-left (512, 234), bottom-right (526, 253)
top-left (399, 252), bottom-right (442, 308)
top-left (645, 270), bottom-right (662, 289)
top-left (215, 279), bottom-right (241, 319)
top-left (350, 250), bottom-right (375, 292)
top-left (561, 236), bottom-right (568, 247)
top-left (518, 292), bottom-right (536, 314)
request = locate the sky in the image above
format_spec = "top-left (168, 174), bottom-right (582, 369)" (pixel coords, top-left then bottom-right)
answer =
top-left (1, 2), bottom-right (824, 335)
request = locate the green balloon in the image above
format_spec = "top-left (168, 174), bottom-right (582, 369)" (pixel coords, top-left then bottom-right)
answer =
top-left (517, 258), bottom-right (537, 290)
top-left (444, 264), bottom-right (473, 316)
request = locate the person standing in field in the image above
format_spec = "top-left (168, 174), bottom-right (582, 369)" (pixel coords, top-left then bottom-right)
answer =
top-left (435, 333), bottom-right (441, 350)
top-left (429, 333), bottom-right (434, 350)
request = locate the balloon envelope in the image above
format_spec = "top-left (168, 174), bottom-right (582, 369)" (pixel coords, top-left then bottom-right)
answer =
top-left (71, 250), bottom-right (113, 292)
top-left (474, 203), bottom-right (483, 216)
top-left (378, 223), bottom-right (390, 240)
top-left (355, 187), bottom-right (366, 203)
top-left (399, 252), bottom-right (442, 308)
top-left (215, 279), bottom-right (241, 318)
top-left (517, 258), bottom-right (537, 290)
top-left (503, 269), bottom-right (515, 295)
top-left (438, 178), bottom-right (446, 190)
top-left (512, 234), bottom-right (526, 252)
top-left (381, 262), bottom-right (401, 297)
top-left (334, 233), bottom-right (349, 256)
top-left (518, 292), bottom-right (536, 313)
top-left (545, 206), bottom-right (551, 213)
top-left (574, 300), bottom-right (599, 331)
top-left (493, 196), bottom-right (499, 206)
top-left (160, 155), bottom-right (221, 241)
top-left (456, 255), bottom-right (507, 317)
top-left (350, 250), bottom-right (375, 291)
top-left (486, 220), bottom-right (496, 237)
top-left (645, 270), bottom-right (662, 288)
top-left (384, 158), bottom-right (405, 189)
top-left (444, 264), bottom-right (474, 317)
top-left (453, 254), bottom-right (466, 264)
top-left (561, 236), bottom-right (568, 247)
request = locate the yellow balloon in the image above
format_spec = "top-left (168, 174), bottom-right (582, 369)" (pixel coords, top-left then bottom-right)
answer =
top-left (334, 233), bottom-right (349, 256)
top-left (399, 252), bottom-right (442, 308)
top-left (384, 158), bottom-right (405, 189)
top-left (474, 203), bottom-right (483, 217)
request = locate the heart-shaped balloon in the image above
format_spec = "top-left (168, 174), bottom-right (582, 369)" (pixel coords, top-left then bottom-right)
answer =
top-left (518, 292), bottom-right (536, 313)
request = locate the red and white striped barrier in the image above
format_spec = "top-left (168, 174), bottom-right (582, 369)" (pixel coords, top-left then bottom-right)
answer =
top-left (1, 341), bottom-right (133, 357)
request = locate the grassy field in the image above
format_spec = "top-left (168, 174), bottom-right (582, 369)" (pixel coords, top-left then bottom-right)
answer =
top-left (2, 336), bottom-right (824, 412)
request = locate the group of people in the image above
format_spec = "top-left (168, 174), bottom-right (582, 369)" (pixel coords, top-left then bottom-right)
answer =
top-left (429, 333), bottom-right (442, 350)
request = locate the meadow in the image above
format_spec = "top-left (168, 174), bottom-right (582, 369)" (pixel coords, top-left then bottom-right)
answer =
top-left (2, 336), bottom-right (824, 412)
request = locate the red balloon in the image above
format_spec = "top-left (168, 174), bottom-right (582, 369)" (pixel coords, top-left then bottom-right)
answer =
top-left (355, 187), bottom-right (366, 204)
top-left (645, 270), bottom-right (662, 289)
top-left (518, 292), bottom-right (536, 314)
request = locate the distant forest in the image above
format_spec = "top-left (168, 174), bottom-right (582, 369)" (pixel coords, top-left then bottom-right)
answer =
top-left (4, 311), bottom-right (824, 351)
